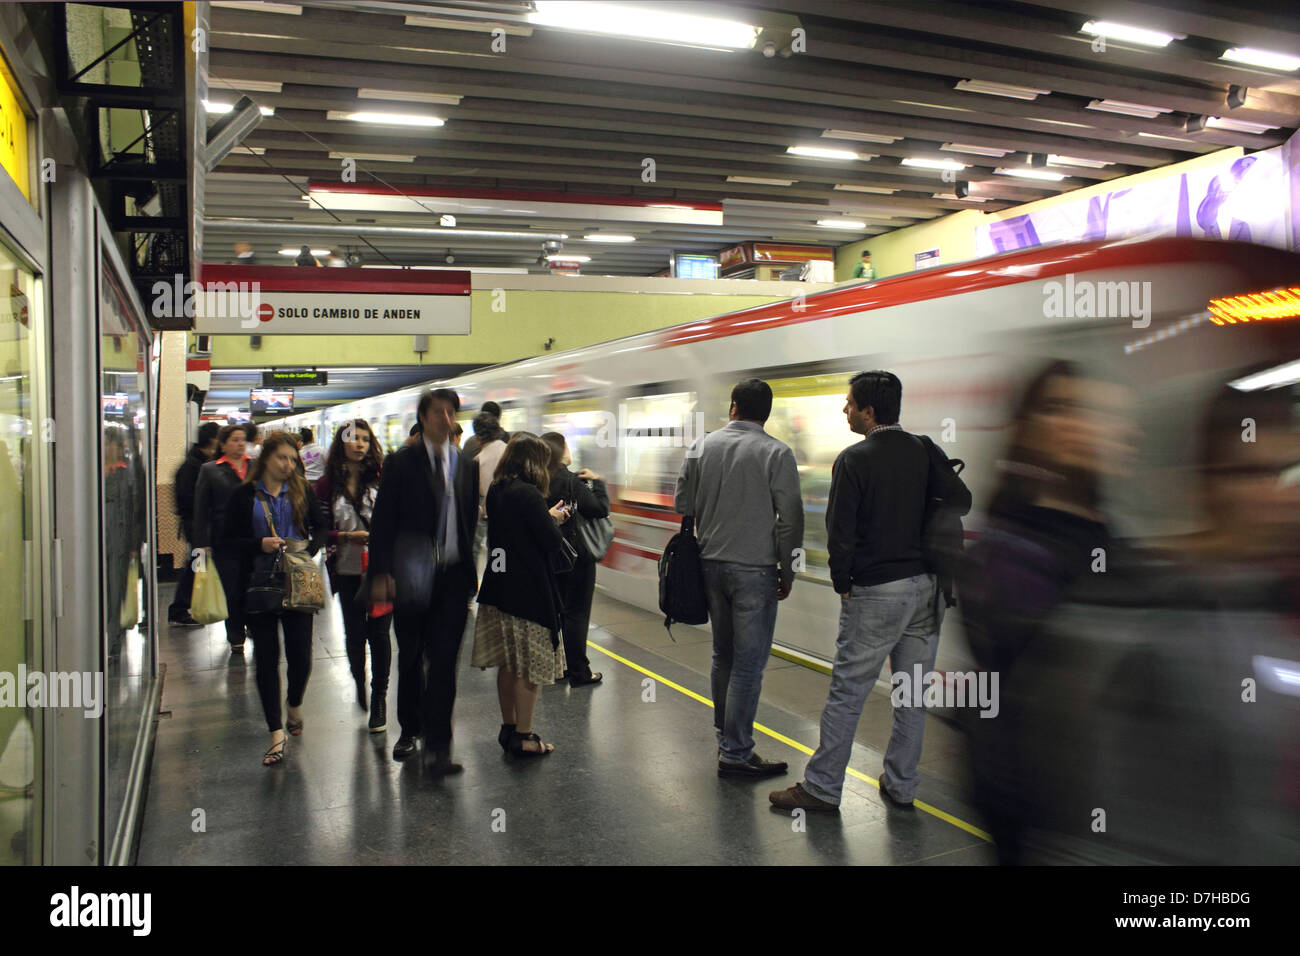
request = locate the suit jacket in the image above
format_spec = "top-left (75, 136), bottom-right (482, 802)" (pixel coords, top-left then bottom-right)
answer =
top-left (369, 440), bottom-right (479, 593)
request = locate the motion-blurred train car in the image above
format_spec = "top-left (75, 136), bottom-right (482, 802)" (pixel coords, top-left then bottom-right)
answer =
top-left (272, 237), bottom-right (1300, 685)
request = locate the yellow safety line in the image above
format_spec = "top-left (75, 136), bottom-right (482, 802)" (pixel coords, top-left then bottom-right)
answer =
top-left (588, 640), bottom-right (993, 843)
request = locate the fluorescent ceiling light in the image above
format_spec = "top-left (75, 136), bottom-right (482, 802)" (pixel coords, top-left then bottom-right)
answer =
top-left (1080, 20), bottom-right (1182, 48)
top-left (326, 110), bottom-right (445, 127)
top-left (1205, 116), bottom-right (1279, 134)
top-left (1229, 359), bottom-right (1300, 391)
top-left (204, 100), bottom-right (275, 116)
top-left (404, 15), bottom-right (531, 36)
top-left (941, 143), bottom-right (1012, 157)
top-left (327, 151), bottom-right (417, 163)
top-left (726, 176), bottom-right (795, 186)
top-left (212, 1), bottom-right (301, 13)
top-left (787, 145), bottom-right (863, 160)
top-left (546, 254), bottom-right (591, 262)
top-left (1137, 131), bottom-right (1195, 142)
top-left (1220, 47), bottom-right (1300, 71)
top-left (995, 167), bottom-right (1066, 181)
top-left (816, 219), bottom-right (867, 229)
top-left (278, 248), bottom-right (331, 256)
top-left (361, 265), bottom-right (529, 274)
top-left (582, 234), bottom-right (637, 242)
top-left (895, 100), bottom-right (976, 113)
top-left (954, 79), bottom-right (1049, 100)
top-left (934, 193), bottom-right (988, 201)
top-left (232, 145), bottom-right (266, 155)
top-left (1087, 99), bottom-right (1171, 118)
top-left (526, 2), bottom-right (758, 51)
top-left (1047, 154), bottom-right (1112, 168)
top-left (1034, 118), bottom-right (1094, 129)
top-left (356, 89), bottom-right (464, 105)
top-left (822, 129), bottom-right (901, 144)
top-left (901, 157), bottom-right (967, 171)
top-left (834, 184), bottom-right (897, 194)
top-left (210, 78), bottom-right (282, 93)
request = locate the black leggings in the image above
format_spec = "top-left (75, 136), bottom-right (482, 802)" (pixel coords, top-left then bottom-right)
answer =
top-left (557, 556), bottom-right (598, 679)
top-left (335, 574), bottom-right (392, 694)
top-left (247, 610), bottom-right (313, 732)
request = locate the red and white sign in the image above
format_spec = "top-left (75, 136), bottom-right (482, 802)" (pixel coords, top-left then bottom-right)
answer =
top-left (193, 266), bottom-right (471, 335)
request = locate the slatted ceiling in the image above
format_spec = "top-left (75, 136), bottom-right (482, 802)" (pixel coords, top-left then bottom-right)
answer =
top-left (202, 1), bottom-right (1300, 276)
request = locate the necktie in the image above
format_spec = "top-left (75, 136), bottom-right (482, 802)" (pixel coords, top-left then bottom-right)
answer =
top-left (435, 447), bottom-right (450, 557)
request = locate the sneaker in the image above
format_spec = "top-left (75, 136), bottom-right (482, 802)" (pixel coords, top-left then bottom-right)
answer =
top-left (769, 782), bottom-right (840, 813)
top-left (717, 753), bottom-right (788, 778)
top-left (368, 696), bottom-right (387, 734)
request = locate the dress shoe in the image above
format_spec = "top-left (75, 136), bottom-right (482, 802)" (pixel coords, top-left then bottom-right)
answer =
top-left (879, 778), bottom-right (914, 809)
top-left (392, 736), bottom-right (417, 761)
top-left (368, 696), bottom-right (387, 733)
top-left (769, 782), bottom-right (840, 812)
top-left (568, 671), bottom-right (602, 688)
top-left (168, 613), bottom-right (202, 628)
top-left (424, 750), bottom-right (463, 776)
top-left (718, 753), bottom-right (788, 778)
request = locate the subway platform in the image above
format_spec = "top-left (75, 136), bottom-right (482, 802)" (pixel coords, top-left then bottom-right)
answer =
top-left (137, 586), bottom-right (995, 866)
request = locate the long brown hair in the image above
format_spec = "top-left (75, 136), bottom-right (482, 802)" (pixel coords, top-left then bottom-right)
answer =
top-left (492, 432), bottom-right (551, 497)
top-left (324, 419), bottom-right (383, 499)
top-left (246, 432), bottom-right (311, 534)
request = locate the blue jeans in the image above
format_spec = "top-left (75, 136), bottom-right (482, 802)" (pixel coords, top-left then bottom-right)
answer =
top-left (803, 573), bottom-right (941, 805)
top-left (703, 560), bottom-right (779, 764)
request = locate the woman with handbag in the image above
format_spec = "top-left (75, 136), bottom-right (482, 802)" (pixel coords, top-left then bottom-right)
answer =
top-left (223, 433), bottom-right (330, 766)
top-left (540, 432), bottom-right (610, 688)
top-left (192, 424), bottom-right (252, 651)
top-left (471, 433), bottom-right (572, 757)
top-left (315, 419), bottom-right (391, 733)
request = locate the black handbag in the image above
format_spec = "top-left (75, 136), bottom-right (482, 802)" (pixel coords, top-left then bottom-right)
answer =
top-left (550, 535), bottom-right (578, 574)
top-left (246, 548), bottom-right (287, 615)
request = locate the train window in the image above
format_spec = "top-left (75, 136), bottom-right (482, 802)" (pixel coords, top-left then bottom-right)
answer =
top-left (540, 397), bottom-right (613, 477)
top-left (617, 391), bottom-right (699, 508)
top-left (498, 405), bottom-right (528, 435)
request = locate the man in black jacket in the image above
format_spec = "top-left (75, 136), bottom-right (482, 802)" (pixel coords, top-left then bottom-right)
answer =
top-left (771, 370), bottom-right (969, 814)
top-left (167, 422), bottom-right (219, 626)
top-left (368, 388), bottom-right (480, 773)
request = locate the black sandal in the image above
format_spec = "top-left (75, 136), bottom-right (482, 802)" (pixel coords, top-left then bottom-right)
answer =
top-left (508, 731), bottom-right (554, 757)
top-left (498, 723), bottom-right (516, 752)
top-left (263, 736), bottom-right (286, 766)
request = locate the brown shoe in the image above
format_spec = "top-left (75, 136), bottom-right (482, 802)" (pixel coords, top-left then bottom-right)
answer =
top-left (769, 782), bottom-right (840, 812)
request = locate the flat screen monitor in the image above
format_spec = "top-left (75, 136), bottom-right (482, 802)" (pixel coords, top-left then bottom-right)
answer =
top-left (102, 393), bottom-right (130, 417)
top-left (250, 388), bottom-right (294, 414)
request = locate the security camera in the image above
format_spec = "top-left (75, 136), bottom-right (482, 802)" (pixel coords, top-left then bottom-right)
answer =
top-left (444, 249), bottom-right (455, 264)
top-left (542, 240), bottom-right (563, 255)
top-left (762, 41), bottom-right (777, 57)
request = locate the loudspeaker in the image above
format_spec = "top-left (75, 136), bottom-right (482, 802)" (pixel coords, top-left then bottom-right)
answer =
top-left (413, 334), bottom-right (428, 354)
top-left (250, 335), bottom-right (262, 349)
top-left (195, 334), bottom-right (212, 353)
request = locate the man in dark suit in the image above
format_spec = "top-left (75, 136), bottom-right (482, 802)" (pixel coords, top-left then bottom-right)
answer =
top-left (369, 387), bottom-right (480, 773)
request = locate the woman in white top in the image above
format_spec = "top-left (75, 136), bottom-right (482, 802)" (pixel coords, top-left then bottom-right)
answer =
top-left (315, 419), bottom-right (391, 733)
top-left (473, 411), bottom-right (508, 566)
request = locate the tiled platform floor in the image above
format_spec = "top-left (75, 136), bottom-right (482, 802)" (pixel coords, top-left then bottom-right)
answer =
top-left (136, 585), bottom-right (994, 865)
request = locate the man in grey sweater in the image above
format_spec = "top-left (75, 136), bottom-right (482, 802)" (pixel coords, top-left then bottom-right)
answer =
top-left (675, 378), bottom-right (804, 778)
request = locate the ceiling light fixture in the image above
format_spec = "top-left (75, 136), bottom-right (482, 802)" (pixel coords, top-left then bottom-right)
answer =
top-left (1220, 47), bottom-right (1300, 72)
top-left (834, 184), bottom-right (897, 194)
top-left (822, 129), bottom-right (902, 144)
top-left (356, 89), bottom-right (464, 105)
top-left (816, 219), bottom-right (867, 229)
top-left (726, 176), bottom-right (795, 186)
top-left (934, 192), bottom-right (988, 201)
top-left (582, 234), bottom-right (637, 242)
top-left (787, 145), bottom-right (864, 160)
top-left (526, 1), bottom-right (758, 50)
top-left (954, 79), bottom-right (1050, 100)
top-left (204, 100), bottom-right (274, 116)
top-left (210, 78), bottom-right (283, 93)
top-left (1205, 116), bottom-right (1280, 134)
top-left (995, 167), bottom-right (1066, 181)
top-left (941, 143), bottom-right (1013, 157)
top-left (1047, 154), bottom-right (1112, 168)
top-left (546, 254), bottom-right (591, 262)
top-left (1080, 20), bottom-right (1183, 48)
top-left (326, 110), bottom-right (445, 127)
top-left (901, 157), bottom-right (967, 171)
top-left (278, 247), bottom-right (330, 257)
top-left (327, 151), bottom-right (416, 163)
top-left (1086, 99), bottom-right (1172, 118)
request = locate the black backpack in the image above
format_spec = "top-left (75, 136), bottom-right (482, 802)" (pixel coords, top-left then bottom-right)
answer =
top-left (658, 515), bottom-right (709, 638)
top-left (917, 435), bottom-right (972, 608)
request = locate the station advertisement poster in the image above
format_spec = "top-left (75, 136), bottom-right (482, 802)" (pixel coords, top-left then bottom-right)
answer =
top-left (914, 248), bottom-right (941, 269)
top-left (975, 146), bottom-right (1291, 256)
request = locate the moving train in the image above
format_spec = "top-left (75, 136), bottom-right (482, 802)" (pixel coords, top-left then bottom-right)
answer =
top-left (267, 237), bottom-right (1300, 674)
